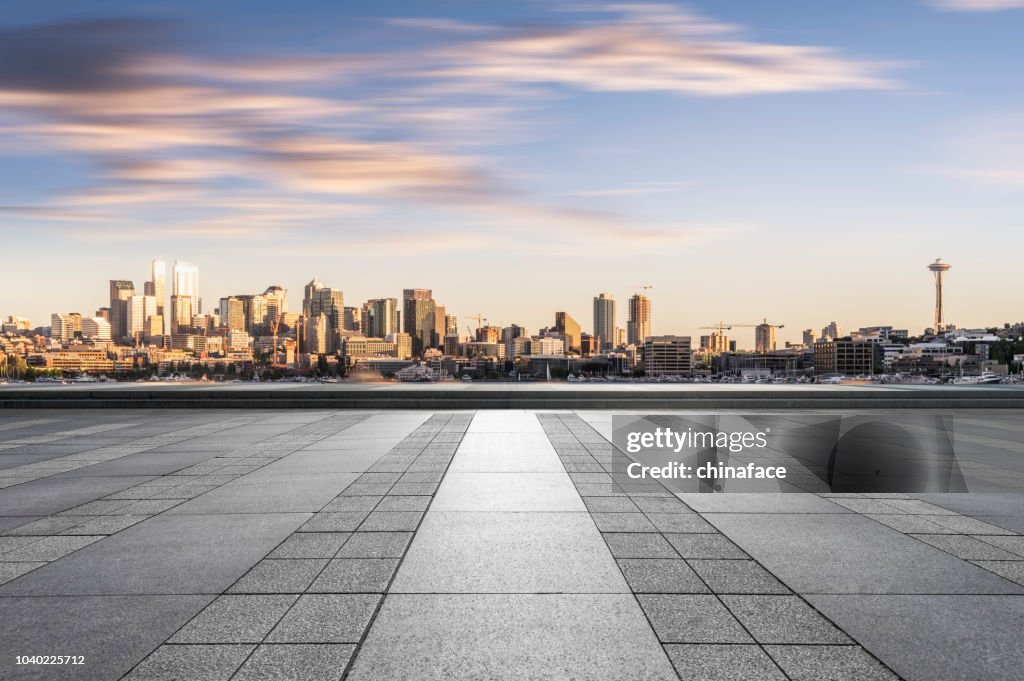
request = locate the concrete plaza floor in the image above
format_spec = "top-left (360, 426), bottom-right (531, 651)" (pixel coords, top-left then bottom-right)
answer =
top-left (1, 408), bottom-right (1023, 680)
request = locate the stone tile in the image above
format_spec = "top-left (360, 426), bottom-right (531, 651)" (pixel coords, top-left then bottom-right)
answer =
top-left (321, 496), bottom-right (382, 513)
top-left (865, 513), bottom-right (952, 534)
top-left (170, 595), bottom-right (298, 643)
top-left (229, 559), bottom-right (328, 594)
top-left (118, 499), bottom-right (186, 515)
top-left (617, 559), bottom-right (708, 593)
top-left (0, 561), bottom-right (46, 585)
top-left (582, 496), bottom-right (640, 513)
top-left (912, 534), bottom-right (1021, 560)
top-left (299, 512), bottom-right (369, 533)
top-left (925, 514), bottom-right (1013, 535)
top-left (3, 535), bottom-right (104, 562)
top-left (59, 515), bottom-right (148, 535)
top-left (0, 594), bottom-right (213, 680)
top-left (971, 560), bottom-right (1024, 586)
top-left (3, 516), bottom-right (84, 535)
top-left (347, 594), bottom-right (676, 681)
top-left (336, 532), bottom-right (413, 559)
top-left (267, 594), bottom-right (380, 643)
top-left (309, 558), bottom-right (400, 593)
top-left (591, 512), bottom-right (657, 532)
top-left (877, 499), bottom-right (956, 515)
top-left (603, 532), bottom-right (679, 559)
top-left (723, 595), bottom-right (850, 644)
top-left (358, 511), bottom-right (424, 532)
top-left (830, 498), bottom-right (907, 514)
top-left (664, 644), bottom-right (786, 681)
top-left (268, 532), bottom-right (351, 559)
top-left (376, 495), bottom-right (431, 512)
top-left (168, 473), bottom-right (359, 514)
top-left (393, 512), bottom-right (626, 594)
top-left (0, 536), bottom-right (40, 554)
top-left (689, 560), bottom-right (790, 594)
top-left (1, 512), bottom-right (309, 597)
top-left (233, 644), bottom-right (355, 681)
top-left (432, 472), bottom-right (585, 512)
top-left (387, 482), bottom-right (439, 496)
top-left (707, 513), bottom-right (1023, 594)
top-left (808, 594), bottom-right (1024, 681)
top-left (573, 483), bottom-right (625, 496)
top-left (678, 493), bottom-right (848, 514)
top-left (976, 535), bottom-right (1024, 558)
top-left (633, 496), bottom-right (694, 513)
top-left (638, 594), bottom-right (752, 643)
top-left (125, 644), bottom-right (254, 680)
top-left (646, 513), bottom-right (717, 533)
top-left (765, 645), bottom-right (898, 681)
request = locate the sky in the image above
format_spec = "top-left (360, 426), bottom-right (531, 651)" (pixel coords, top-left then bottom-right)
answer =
top-left (1, 0), bottom-right (1023, 346)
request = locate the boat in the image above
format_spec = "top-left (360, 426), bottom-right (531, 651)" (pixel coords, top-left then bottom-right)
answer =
top-left (953, 370), bottom-right (1002, 385)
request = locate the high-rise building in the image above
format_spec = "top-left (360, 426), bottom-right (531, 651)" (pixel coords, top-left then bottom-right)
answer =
top-left (821, 321), bottom-right (843, 341)
top-left (82, 317), bottom-right (112, 342)
top-left (171, 261), bottom-right (200, 334)
top-left (127, 295), bottom-right (158, 339)
top-left (305, 313), bottom-right (329, 355)
top-left (303, 278), bottom-right (344, 352)
top-left (365, 298), bottom-right (399, 338)
top-left (263, 286), bottom-right (287, 327)
top-left (403, 289), bottom-right (435, 356)
top-left (627, 294), bottom-right (651, 346)
top-left (343, 307), bottom-right (362, 333)
top-left (171, 295), bottom-right (194, 335)
top-left (643, 336), bottom-right (693, 376)
top-left (144, 258), bottom-right (166, 335)
top-left (755, 323), bottom-right (776, 353)
top-left (445, 314), bottom-right (458, 337)
top-left (50, 313), bottom-right (81, 341)
top-left (803, 329), bottom-right (818, 347)
top-left (555, 312), bottom-right (582, 353)
top-left (108, 280), bottom-right (135, 341)
top-left (593, 293), bottom-right (616, 352)
top-left (502, 325), bottom-right (527, 359)
top-left (219, 297), bottom-right (246, 331)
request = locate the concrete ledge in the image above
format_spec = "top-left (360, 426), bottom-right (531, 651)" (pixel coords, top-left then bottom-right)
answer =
top-left (2, 386), bottom-right (1023, 410)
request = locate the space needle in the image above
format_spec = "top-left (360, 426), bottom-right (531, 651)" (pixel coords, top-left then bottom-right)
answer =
top-left (927, 258), bottom-right (952, 333)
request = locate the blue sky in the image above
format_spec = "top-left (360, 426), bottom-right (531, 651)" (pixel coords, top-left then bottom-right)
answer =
top-left (1, 0), bottom-right (1022, 344)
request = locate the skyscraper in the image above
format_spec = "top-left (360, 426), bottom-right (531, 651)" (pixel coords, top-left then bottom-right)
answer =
top-left (403, 289), bottom-right (435, 356)
top-left (108, 280), bottom-right (135, 341)
top-left (171, 260), bottom-right (200, 334)
top-left (144, 258), bottom-right (166, 335)
top-left (627, 294), bottom-right (651, 346)
top-left (303, 278), bottom-right (344, 352)
top-left (365, 298), bottom-right (399, 338)
top-left (593, 293), bottom-right (616, 353)
top-left (127, 295), bottom-right (158, 339)
top-left (554, 312), bottom-right (581, 353)
top-left (755, 323), bottom-right (776, 353)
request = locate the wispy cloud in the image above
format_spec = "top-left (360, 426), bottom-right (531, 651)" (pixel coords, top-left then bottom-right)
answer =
top-left (0, 7), bottom-right (899, 248)
top-left (418, 4), bottom-right (898, 96)
top-left (927, 0), bottom-right (1024, 11)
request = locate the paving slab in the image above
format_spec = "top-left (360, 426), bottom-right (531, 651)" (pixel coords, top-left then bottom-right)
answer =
top-left (707, 512), bottom-right (1024, 594)
top-left (167, 473), bottom-right (359, 514)
top-left (0, 513), bottom-right (309, 596)
top-left (0, 595), bottom-right (212, 681)
top-left (347, 594), bottom-right (676, 681)
top-left (233, 643), bottom-right (355, 681)
top-left (392, 511), bottom-right (627, 593)
top-left (431, 472), bottom-right (585, 512)
top-left (808, 594), bottom-right (1024, 681)
top-left (0, 476), bottom-right (156, 516)
top-left (664, 644), bottom-right (787, 681)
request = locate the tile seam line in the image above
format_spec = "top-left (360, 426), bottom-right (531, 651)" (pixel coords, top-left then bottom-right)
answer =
top-left (112, 411), bottom-right (445, 680)
top-left (552, 412), bottom-right (908, 681)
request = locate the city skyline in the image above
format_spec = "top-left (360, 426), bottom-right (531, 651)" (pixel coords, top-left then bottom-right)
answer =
top-left (2, 1), bottom-right (1023, 339)
top-left (8, 254), bottom-right (1016, 350)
